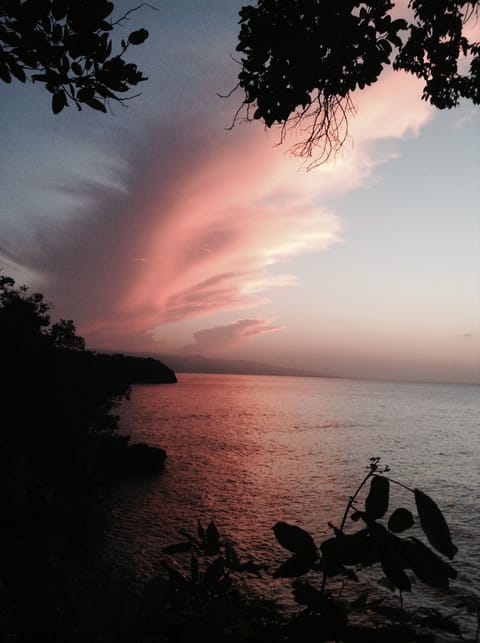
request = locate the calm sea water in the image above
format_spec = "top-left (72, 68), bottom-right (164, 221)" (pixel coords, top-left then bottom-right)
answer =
top-left (99, 373), bottom-right (479, 626)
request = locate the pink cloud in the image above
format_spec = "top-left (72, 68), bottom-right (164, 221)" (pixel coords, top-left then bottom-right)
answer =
top-left (115, 127), bottom-right (342, 334)
top-left (3, 66), bottom-right (435, 353)
top-left (181, 318), bottom-right (284, 353)
top-left (114, 72), bottom-right (432, 345)
top-left (352, 69), bottom-right (431, 142)
top-left (160, 271), bottom-right (297, 324)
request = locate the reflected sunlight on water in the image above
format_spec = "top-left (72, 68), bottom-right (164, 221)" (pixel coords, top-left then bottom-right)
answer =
top-left (98, 373), bottom-right (479, 620)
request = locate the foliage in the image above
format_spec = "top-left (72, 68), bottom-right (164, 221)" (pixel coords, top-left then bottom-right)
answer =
top-left (144, 519), bottom-right (280, 642)
top-left (50, 318), bottom-right (87, 350)
top-left (0, 273), bottom-right (177, 643)
top-left (0, 0), bottom-right (151, 113)
top-left (234, 0), bottom-right (480, 166)
top-left (160, 459), bottom-right (479, 642)
top-left (0, 273), bottom-right (131, 642)
top-left (0, 274), bottom-right (129, 445)
top-left (0, 273), bottom-right (50, 343)
top-left (95, 352), bottom-right (177, 384)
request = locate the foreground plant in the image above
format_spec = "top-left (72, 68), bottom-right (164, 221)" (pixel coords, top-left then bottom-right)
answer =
top-left (271, 457), bottom-right (474, 642)
top-left (0, 0), bottom-right (151, 114)
top-left (143, 521), bottom-right (280, 642)
top-left (158, 459), bottom-right (478, 642)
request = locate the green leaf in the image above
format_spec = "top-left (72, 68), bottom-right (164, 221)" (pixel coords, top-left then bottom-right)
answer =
top-left (388, 508), bottom-right (414, 533)
top-left (414, 489), bottom-right (457, 559)
top-left (365, 475), bottom-right (389, 520)
top-left (273, 522), bottom-right (317, 558)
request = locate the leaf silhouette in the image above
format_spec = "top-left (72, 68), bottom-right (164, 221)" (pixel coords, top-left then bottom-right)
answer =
top-left (84, 97), bottom-right (107, 113)
top-left (365, 475), bottom-right (390, 520)
top-left (128, 28), bottom-right (149, 45)
top-left (273, 522), bottom-right (317, 559)
top-left (321, 531), bottom-right (378, 566)
top-left (273, 553), bottom-right (316, 578)
top-left (204, 557), bottom-right (224, 587)
top-left (162, 561), bottom-right (189, 588)
top-left (0, 64), bottom-right (12, 83)
top-left (52, 91), bottom-right (67, 114)
top-left (161, 542), bottom-right (192, 554)
top-left (388, 508), bottom-right (414, 533)
top-left (380, 555), bottom-right (412, 592)
top-left (402, 537), bottom-right (457, 589)
top-left (204, 520), bottom-right (220, 554)
top-left (414, 489), bottom-right (458, 559)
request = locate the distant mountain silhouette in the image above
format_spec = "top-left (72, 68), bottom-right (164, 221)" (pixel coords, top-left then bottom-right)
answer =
top-left (124, 352), bottom-right (322, 378)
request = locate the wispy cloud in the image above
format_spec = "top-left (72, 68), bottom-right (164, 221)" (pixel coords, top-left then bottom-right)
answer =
top-left (1, 69), bottom-right (433, 353)
top-left (182, 318), bottom-right (284, 353)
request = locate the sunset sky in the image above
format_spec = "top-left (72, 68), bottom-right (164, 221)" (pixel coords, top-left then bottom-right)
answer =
top-left (1, 0), bottom-right (479, 384)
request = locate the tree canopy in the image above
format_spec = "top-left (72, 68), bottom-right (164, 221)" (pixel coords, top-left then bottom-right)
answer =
top-left (0, 0), bottom-right (150, 114)
top-left (235, 0), bottom-right (480, 167)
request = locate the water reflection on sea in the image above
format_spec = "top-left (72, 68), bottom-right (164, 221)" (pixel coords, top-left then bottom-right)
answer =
top-left (98, 373), bottom-right (479, 625)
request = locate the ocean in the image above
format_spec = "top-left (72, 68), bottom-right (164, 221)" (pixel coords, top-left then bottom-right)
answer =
top-left (98, 373), bottom-right (479, 632)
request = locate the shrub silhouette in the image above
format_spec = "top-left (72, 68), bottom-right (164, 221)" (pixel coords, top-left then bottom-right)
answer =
top-left (0, 274), bottom-right (172, 642)
top-left (159, 458), bottom-right (478, 642)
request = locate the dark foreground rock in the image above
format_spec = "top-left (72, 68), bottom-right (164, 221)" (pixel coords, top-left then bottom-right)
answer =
top-left (98, 435), bottom-right (167, 476)
top-left (124, 442), bottom-right (167, 473)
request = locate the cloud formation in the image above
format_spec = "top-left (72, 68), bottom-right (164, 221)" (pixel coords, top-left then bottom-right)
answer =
top-left (1, 69), bottom-right (432, 354)
top-left (182, 318), bottom-right (284, 353)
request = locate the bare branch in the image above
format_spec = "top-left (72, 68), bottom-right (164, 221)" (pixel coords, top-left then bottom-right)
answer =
top-left (110, 3), bottom-right (158, 27)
